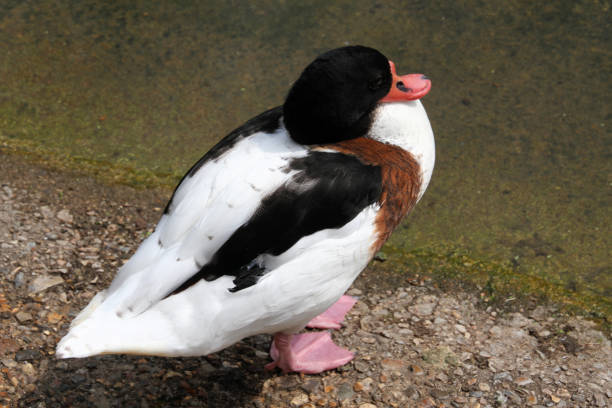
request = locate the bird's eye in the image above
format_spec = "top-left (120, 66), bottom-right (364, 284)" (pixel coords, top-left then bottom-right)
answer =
top-left (368, 76), bottom-right (384, 91)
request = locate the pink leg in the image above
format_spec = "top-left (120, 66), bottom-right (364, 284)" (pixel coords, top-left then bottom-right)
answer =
top-left (265, 332), bottom-right (354, 374)
top-left (307, 295), bottom-right (357, 329)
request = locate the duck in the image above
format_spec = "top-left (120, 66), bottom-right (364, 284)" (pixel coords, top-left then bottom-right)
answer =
top-left (56, 45), bottom-right (435, 374)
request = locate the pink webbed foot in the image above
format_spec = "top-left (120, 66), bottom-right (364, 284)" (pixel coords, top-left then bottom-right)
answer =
top-left (265, 332), bottom-right (354, 374)
top-left (307, 295), bottom-right (357, 330)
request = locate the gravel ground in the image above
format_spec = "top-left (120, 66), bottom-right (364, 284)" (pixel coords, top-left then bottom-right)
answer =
top-left (0, 152), bottom-right (610, 408)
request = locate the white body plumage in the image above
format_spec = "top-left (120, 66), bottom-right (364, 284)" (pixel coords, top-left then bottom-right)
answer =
top-left (57, 100), bottom-right (434, 359)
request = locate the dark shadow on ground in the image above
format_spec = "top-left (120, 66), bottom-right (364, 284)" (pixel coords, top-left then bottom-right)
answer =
top-left (19, 335), bottom-right (272, 408)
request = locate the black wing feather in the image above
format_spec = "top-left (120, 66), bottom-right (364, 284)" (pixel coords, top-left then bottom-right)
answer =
top-left (171, 151), bottom-right (382, 295)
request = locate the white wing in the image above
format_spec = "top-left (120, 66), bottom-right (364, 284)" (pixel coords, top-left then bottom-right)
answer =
top-left (104, 127), bottom-right (308, 317)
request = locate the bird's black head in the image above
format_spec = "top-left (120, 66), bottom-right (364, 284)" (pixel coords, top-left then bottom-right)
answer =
top-left (283, 46), bottom-right (392, 145)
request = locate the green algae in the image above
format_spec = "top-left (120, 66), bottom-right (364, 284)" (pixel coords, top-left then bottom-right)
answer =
top-left (376, 242), bottom-right (610, 331)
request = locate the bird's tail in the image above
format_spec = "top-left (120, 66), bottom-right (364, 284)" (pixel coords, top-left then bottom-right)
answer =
top-left (56, 298), bottom-right (185, 359)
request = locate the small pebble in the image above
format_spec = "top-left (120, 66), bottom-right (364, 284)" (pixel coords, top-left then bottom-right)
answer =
top-left (56, 209), bottom-right (74, 223)
top-left (13, 271), bottom-right (25, 288)
top-left (556, 388), bottom-right (570, 398)
top-left (15, 349), bottom-right (41, 362)
top-left (28, 274), bottom-right (64, 293)
top-left (380, 358), bottom-right (405, 370)
top-left (478, 383), bottom-right (490, 392)
top-left (410, 302), bottom-right (436, 316)
top-left (516, 376), bottom-right (533, 386)
top-left (593, 393), bottom-right (606, 407)
top-left (493, 372), bottom-right (512, 382)
top-left (504, 390), bottom-right (522, 404)
top-left (15, 311), bottom-right (33, 323)
top-left (410, 365), bottom-right (424, 375)
top-left (336, 382), bottom-right (354, 401)
top-left (290, 393), bottom-right (309, 407)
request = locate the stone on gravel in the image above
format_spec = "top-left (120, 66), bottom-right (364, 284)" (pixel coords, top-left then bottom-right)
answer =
top-left (56, 209), bottom-right (74, 223)
top-left (39, 205), bottom-right (54, 218)
top-left (516, 376), bottom-right (534, 386)
top-left (15, 349), bottom-right (41, 361)
top-left (28, 274), bottom-right (64, 293)
top-left (15, 311), bottom-right (33, 323)
top-left (493, 371), bottom-right (512, 382)
top-left (290, 393), bottom-right (309, 407)
top-left (410, 364), bottom-right (424, 375)
top-left (410, 302), bottom-right (436, 316)
top-left (478, 382), bottom-right (490, 392)
top-left (336, 382), bottom-right (354, 401)
top-left (380, 358), bottom-right (406, 370)
top-left (14, 271), bottom-right (26, 288)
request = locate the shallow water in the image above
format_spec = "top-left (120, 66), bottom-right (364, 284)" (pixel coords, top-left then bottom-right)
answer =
top-left (1, 1), bottom-right (610, 315)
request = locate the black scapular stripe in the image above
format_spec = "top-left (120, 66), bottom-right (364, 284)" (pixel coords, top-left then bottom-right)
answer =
top-left (163, 106), bottom-right (283, 214)
top-left (170, 151), bottom-right (382, 295)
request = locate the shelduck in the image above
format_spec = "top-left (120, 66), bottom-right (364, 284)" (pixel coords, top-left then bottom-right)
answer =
top-left (57, 45), bottom-right (435, 374)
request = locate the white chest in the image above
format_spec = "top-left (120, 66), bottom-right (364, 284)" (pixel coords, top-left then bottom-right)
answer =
top-left (369, 101), bottom-right (436, 200)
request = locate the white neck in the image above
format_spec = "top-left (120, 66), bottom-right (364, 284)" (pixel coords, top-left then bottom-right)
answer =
top-left (369, 100), bottom-right (436, 200)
